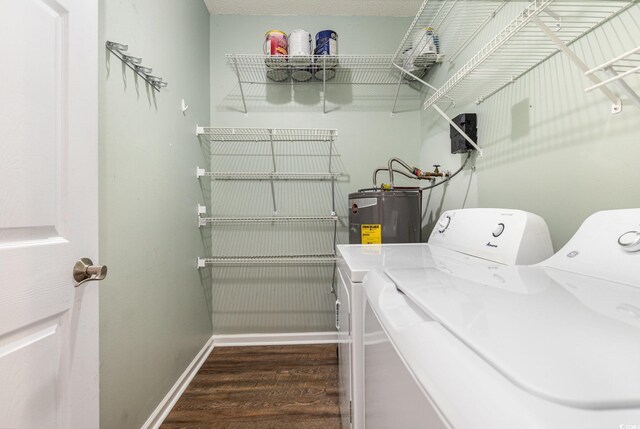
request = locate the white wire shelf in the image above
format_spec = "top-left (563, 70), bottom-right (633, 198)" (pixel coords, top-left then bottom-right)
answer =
top-left (584, 45), bottom-right (640, 110)
top-left (197, 255), bottom-right (338, 267)
top-left (226, 54), bottom-right (443, 114)
top-left (423, 0), bottom-right (634, 110)
top-left (394, 0), bottom-right (511, 72)
top-left (226, 54), bottom-right (428, 85)
top-left (196, 127), bottom-right (338, 142)
top-left (199, 215), bottom-right (338, 227)
top-left (196, 169), bottom-right (342, 181)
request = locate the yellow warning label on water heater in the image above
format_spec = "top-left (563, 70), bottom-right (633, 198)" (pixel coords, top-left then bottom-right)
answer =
top-left (361, 224), bottom-right (382, 244)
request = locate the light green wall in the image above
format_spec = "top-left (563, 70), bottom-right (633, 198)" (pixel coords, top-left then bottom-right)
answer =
top-left (420, 2), bottom-right (640, 250)
top-left (99, 1), bottom-right (211, 428)
top-left (209, 15), bottom-right (421, 333)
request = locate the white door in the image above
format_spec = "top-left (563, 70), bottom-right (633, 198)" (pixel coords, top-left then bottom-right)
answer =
top-left (0, 0), bottom-right (99, 427)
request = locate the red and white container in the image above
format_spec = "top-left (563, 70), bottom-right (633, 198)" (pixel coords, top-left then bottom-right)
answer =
top-left (264, 30), bottom-right (288, 67)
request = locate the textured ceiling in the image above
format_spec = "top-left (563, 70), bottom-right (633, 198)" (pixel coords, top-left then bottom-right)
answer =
top-left (203, 0), bottom-right (423, 17)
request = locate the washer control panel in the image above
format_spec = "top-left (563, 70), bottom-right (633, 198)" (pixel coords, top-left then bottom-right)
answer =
top-left (544, 209), bottom-right (640, 288)
top-left (492, 223), bottom-right (505, 237)
top-left (438, 215), bottom-right (451, 233)
top-left (618, 231), bottom-right (640, 252)
top-left (428, 208), bottom-right (553, 265)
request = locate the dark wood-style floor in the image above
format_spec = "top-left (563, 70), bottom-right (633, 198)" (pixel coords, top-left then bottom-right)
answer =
top-left (161, 344), bottom-right (341, 429)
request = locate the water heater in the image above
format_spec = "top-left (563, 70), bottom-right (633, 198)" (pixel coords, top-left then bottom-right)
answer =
top-left (348, 190), bottom-right (422, 244)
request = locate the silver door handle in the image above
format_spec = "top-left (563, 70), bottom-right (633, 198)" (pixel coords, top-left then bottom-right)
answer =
top-left (73, 258), bottom-right (108, 287)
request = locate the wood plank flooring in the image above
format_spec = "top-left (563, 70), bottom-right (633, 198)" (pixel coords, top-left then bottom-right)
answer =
top-left (161, 344), bottom-right (341, 429)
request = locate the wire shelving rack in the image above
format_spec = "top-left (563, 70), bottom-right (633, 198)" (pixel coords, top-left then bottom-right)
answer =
top-left (399, 0), bottom-right (636, 156)
top-left (423, 0), bottom-right (634, 110)
top-left (196, 127), bottom-right (342, 284)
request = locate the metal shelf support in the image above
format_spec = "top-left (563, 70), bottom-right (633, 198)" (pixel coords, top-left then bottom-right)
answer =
top-left (531, 14), bottom-right (622, 114)
top-left (232, 56), bottom-right (248, 114)
top-left (391, 62), bottom-right (449, 115)
top-left (584, 46), bottom-right (640, 111)
top-left (268, 129), bottom-right (278, 215)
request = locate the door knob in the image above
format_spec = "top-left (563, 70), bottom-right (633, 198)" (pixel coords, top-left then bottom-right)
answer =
top-left (73, 258), bottom-right (108, 287)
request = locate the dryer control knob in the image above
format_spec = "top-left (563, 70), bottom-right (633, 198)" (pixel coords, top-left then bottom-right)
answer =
top-left (618, 231), bottom-right (640, 252)
top-left (438, 216), bottom-right (451, 233)
top-left (492, 223), bottom-right (505, 237)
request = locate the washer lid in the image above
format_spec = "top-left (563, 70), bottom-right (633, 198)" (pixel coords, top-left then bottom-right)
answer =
top-left (337, 244), bottom-right (435, 283)
top-left (336, 244), bottom-right (499, 283)
top-left (388, 265), bottom-right (640, 409)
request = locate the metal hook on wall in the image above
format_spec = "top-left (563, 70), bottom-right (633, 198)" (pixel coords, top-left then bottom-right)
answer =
top-left (105, 40), bottom-right (167, 91)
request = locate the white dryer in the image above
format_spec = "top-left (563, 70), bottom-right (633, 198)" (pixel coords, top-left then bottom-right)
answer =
top-left (336, 208), bottom-right (553, 428)
top-left (364, 209), bottom-right (640, 428)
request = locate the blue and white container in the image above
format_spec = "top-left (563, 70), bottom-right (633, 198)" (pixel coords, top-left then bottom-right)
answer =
top-left (413, 27), bottom-right (438, 55)
top-left (314, 30), bottom-right (338, 68)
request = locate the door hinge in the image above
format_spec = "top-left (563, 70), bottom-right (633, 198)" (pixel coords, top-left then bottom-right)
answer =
top-left (350, 400), bottom-right (353, 424)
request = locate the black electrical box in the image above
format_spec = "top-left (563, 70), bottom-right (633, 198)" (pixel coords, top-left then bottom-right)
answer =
top-left (450, 113), bottom-right (477, 154)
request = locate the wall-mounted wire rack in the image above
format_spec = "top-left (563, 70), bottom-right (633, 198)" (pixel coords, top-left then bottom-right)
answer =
top-left (197, 127), bottom-right (338, 142)
top-left (423, 1), bottom-right (633, 110)
top-left (105, 41), bottom-right (167, 91)
top-left (584, 45), bottom-right (640, 111)
top-left (197, 255), bottom-right (338, 267)
top-left (225, 54), bottom-right (442, 115)
top-left (196, 170), bottom-right (341, 181)
top-left (401, 0), bottom-right (635, 155)
top-left (393, 1), bottom-right (509, 68)
top-left (390, 0), bottom-right (510, 114)
top-left (196, 127), bottom-right (342, 288)
top-left (198, 212), bottom-right (338, 227)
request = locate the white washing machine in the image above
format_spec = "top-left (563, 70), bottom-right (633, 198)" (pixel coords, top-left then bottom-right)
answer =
top-left (364, 209), bottom-right (640, 428)
top-left (336, 208), bottom-right (554, 428)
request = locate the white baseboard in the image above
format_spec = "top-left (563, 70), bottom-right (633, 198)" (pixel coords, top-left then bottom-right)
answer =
top-left (213, 331), bottom-right (338, 347)
top-left (141, 336), bottom-right (215, 429)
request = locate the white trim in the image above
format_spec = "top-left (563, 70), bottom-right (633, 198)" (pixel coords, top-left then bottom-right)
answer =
top-left (141, 336), bottom-right (215, 429)
top-left (213, 331), bottom-right (338, 347)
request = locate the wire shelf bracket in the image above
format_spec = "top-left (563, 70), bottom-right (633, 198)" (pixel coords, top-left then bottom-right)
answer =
top-left (530, 14), bottom-right (622, 114)
top-left (584, 46), bottom-right (640, 112)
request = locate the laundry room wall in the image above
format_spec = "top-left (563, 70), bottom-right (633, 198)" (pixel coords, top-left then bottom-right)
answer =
top-left (99, 0), bottom-right (211, 428)
top-left (419, 2), bottom-right (640, 250)
top-left (208, 15), bottom-right (422, 334)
